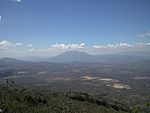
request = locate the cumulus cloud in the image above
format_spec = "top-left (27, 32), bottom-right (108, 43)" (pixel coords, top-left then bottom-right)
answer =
top-left (135, 43), bottom-right (150, 48)
top-left (93, 42), bottom-right (131, 49)
top-left (15, 43), bottom-right (22, 46)
top-left (0, 40), bottom-right (12, 49)
top-left (116, 42), bottom-right (131, 48)
top-left (29, 48), bottom-right (34, 52)
top-left (11, 0), bottom-right (22, 2)
top-left (137, 31), bottom-right (150, 38)
top-left (28, 44), bottom-right (33, 47)
top-left (145, 32), bottom-right (150, 36)
top-left (51, 43), bottom-right (85, 49)
top-left (1, 40), bottom-right (150, 58)
top-left (0, 40), bottom-right (22, 49)
top-left (0, 16), bottom-right (2, 25)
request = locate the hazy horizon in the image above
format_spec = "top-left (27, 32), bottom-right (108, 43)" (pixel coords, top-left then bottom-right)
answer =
top-left (0, 0), bottom-right (150, 58)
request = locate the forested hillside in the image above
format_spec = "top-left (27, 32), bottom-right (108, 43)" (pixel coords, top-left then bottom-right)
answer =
top-left (0, 81), bottom-right (149, 113)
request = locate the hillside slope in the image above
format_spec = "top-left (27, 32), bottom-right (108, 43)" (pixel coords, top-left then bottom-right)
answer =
top-left (0, 85), bottom-right (130, 113)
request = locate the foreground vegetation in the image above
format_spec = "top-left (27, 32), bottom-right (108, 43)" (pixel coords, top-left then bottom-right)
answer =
top-left (0, 80), bottom-right (149, 113)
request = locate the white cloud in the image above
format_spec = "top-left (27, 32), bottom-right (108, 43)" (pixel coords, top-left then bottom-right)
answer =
top-left (11, 0), bottom-right (22, 3)
top-left (51, 43), bottom-right (85, 49)
top-left (137, 31), bottom-right (150, 38)
top-left (0, 40), bottom-right (22, 49)
top-left (0, 16), bottom-right (3, 25)
top-left (145, 32), bottom-right (150, 36)
top-left (93, 42), bottom-right (131, 49)
top-left (28, 44), bottom-right (33, 47)
top-left (1, 40), bottom-right (150, 58)
top-left (29, 48), bottom-right (34, 52)
top-left (135, 43), bottom-right (150, 48)
top-left (15, 43), bottom-right (22, 46)
top-left (116, 42), bottom-right (131, 48)
top-left (93, 43), bottom-right (115, 48)
top-left (0, 40), bottom-right (12, 49)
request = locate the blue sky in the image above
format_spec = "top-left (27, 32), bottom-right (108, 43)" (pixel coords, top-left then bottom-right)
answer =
top-left (0, 0), bottom-right (150, 57)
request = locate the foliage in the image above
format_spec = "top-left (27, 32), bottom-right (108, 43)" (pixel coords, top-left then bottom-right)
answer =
top-left (0, 83), bottom-right (130, 113)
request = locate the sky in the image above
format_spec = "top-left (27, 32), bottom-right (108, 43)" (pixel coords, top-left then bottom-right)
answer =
top-left (0, 0), bottom-right (150, 58)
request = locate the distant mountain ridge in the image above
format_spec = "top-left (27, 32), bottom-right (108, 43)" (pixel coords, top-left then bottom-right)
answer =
top-left (0, 57), bottom-right (40, 67)
top-left (48, 51), bottom-right (150, 64)
top-left (0, 57), bottom-right (26, 63)
top-left (49, 51), bottom-right (97, 63)
top-left (0, 51), bottom-right (150, 63)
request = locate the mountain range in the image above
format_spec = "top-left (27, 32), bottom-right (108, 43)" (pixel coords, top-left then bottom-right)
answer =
top-left (0, 51), bottom-right (150, 64)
